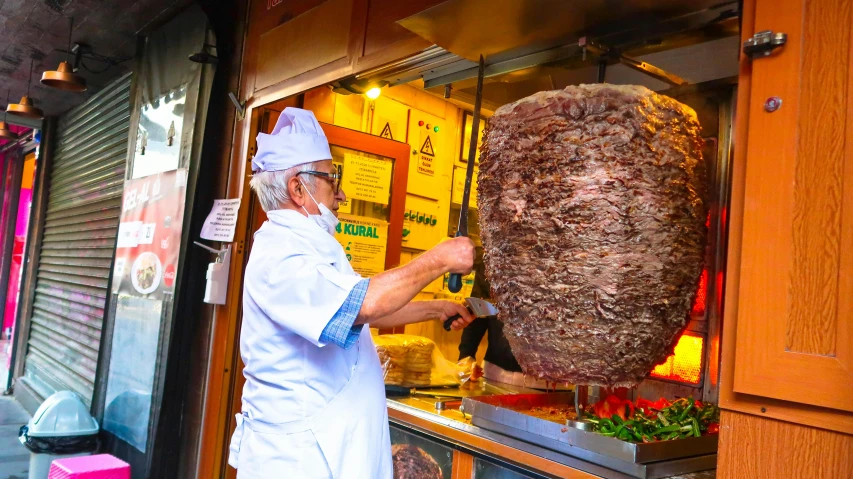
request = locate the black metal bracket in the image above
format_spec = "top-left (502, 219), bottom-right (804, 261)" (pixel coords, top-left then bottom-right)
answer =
top-left (742, 30), bottom-right (787, 59)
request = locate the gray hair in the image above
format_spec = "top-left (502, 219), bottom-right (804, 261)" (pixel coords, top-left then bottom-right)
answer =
top-left (250, 161), bottom-right (319, 212)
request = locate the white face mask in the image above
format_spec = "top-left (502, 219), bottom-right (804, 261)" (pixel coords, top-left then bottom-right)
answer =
top-left (299, 180), bottom-right (339, 236)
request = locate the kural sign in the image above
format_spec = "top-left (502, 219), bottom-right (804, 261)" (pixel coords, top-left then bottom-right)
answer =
top-left (334, 214), bottom-right (388, 277)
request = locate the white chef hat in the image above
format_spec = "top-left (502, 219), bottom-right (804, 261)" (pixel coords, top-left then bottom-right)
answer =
top-left (251, 107), bottom-right (332, 172)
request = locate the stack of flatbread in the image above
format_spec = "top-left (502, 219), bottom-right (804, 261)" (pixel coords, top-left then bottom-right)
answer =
top-left (403, 337), bottom-right (434, 387)
top-left (374, 336), bottom-right (407, 385)
top-left (373, 334), bottom-right (437, 386)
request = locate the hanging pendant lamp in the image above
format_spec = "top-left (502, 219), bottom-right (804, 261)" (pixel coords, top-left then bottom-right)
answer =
top-left (0, 92), bottom-right (18, 140)
top-left (8, 58), bottom-right (44, 120)
top-left (41, 17), bottom-right (87, 92)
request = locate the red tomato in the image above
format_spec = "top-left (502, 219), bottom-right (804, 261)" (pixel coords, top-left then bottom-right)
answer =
top-left (707, 423), bottom-right (720, 434)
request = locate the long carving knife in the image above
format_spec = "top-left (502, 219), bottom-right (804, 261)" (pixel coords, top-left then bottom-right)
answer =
top-left (447, 54), bottom-right (486, 295)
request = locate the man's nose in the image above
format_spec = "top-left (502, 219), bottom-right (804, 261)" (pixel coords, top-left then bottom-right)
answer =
top-left (337, 188), bottom-right (347, 202)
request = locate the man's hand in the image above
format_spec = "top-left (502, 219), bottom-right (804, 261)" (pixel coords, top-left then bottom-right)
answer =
top-left (434, 300), bottom-right (475, 330)
top-left (433, 237), bottom-right (475, 274)
top-left (355, 237), bottom-right (475, 326)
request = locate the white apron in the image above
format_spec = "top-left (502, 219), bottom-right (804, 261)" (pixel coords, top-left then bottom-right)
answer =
top-left (228, 210), bottom-right (392, 479)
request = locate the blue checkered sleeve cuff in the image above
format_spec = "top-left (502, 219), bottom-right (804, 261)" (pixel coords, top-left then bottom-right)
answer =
top-left (320, 278), bottom-right (368, 349)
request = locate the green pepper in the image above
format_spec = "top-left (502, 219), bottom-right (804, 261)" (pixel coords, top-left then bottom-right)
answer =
top-left (678, 402), bottom-right (694, 421)
top-left (650, 424), bottom-right (681, 436)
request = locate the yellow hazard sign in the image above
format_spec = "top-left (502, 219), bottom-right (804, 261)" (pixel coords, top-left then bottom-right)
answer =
top-left (420, 135), bottom-right (435, 156)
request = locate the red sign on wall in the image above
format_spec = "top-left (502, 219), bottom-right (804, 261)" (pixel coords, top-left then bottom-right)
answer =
top-left (113, 169), bottom-right (188, 300)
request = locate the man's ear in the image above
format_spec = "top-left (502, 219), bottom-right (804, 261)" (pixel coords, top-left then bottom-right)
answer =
top-left (288, 176), bottom-right (304, 207)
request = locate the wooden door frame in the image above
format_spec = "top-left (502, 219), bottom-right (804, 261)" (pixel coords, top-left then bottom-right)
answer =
top-left (321, 121), bottom-right (410, 270)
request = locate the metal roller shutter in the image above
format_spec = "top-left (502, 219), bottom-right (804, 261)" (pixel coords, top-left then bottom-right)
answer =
top-left (19, 74), bottom-right (131, 407)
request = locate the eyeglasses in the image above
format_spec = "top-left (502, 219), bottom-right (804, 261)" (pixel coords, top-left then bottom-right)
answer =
top-left (297, 164), bottom-right (343, 194)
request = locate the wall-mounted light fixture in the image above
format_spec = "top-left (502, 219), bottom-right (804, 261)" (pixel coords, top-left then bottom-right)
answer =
top-left (189, 43), bottom-right (218, 64)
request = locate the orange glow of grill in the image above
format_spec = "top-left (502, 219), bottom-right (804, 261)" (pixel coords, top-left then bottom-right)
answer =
top-left (650, 332), bottom-right (704, 385)
top-left (692, 269), bottom-right (708, 317)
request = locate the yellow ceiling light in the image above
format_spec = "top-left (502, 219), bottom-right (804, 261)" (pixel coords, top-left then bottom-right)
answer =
top-left (8, 58), bottom-right (44, 120)
top-left (0, 91), bottom-right (18, 140)
top-left (0, 121), bottom-right (15, 139)
top-left (42, 17), bottom-right (87, 92)
top-left (365, 87), bottom-right (382, 100)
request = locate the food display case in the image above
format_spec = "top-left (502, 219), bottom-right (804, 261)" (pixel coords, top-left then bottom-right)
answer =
top-left (388, 385), bottom-right (718, 479)
top-left (390, 426), bottom-right (454, 479)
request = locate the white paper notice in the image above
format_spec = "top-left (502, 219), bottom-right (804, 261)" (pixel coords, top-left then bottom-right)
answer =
top-left (200, 199), bottom-right (241, 242)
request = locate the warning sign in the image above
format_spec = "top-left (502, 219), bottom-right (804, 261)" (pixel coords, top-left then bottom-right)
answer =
top-left (379, 122), bottom-right (394, 140)
top-left (418, 130), bottom-right (437, 177)
top-left (420, 135), bottom-right (435, 156)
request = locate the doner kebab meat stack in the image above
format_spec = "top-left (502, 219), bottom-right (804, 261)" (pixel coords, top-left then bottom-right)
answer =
top-left (478, 84), bottom-right (707, 387)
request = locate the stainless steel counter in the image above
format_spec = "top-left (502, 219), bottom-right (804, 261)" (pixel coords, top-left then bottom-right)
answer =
top-left (386, 381), bottom-right (717, 479)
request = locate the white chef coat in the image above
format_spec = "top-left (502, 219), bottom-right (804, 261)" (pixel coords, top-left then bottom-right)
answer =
top-left (228, 209), bottom-right (392, 478)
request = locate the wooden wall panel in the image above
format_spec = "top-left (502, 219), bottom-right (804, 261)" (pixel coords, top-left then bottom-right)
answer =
top-left (729, 0), bottom-right (853, 412)
top-left (717, 410), bottom-right (853, 478)
top-left (720, 0), bottom-right (853, 436)
top-left (786, 0), bottom-right (850, 356)
top-left (362, 0), bottom-right (446, 57)
top-left (256, 0), bottom-right (354, 90)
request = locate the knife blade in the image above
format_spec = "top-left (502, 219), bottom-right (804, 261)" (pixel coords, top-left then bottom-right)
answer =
top-left (447, 54), bottom-right (485, 294)
top-left (443, 297), bottom-right (498, 331)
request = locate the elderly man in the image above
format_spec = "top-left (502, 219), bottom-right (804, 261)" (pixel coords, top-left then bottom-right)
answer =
top-left (228, 108), bottom-right (475, 479)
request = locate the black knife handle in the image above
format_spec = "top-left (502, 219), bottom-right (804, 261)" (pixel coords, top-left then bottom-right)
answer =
top-left (447, 273), bottom-right (463, 294)
top-left (443, 314), bottom-right (461, 331)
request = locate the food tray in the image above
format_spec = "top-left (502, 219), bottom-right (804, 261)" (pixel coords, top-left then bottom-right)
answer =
top-left (462, 393), bottom-right (717, 478)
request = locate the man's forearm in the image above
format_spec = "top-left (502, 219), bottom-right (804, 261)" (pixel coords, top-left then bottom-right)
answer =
top-left (354, 251), bottom-right (447, 325)
top-left (368, 301), bottom-right (442, 329)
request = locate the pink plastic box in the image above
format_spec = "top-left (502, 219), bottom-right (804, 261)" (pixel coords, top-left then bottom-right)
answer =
top-left (48, 454), bottom-right (130, 479)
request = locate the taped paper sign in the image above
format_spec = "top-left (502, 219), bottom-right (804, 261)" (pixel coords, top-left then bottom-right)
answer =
top-left (341, 153), bottom-right (393, 205)
top-left (200, 199), bottom-right (241, 242)
top-left (334, 215), bottom-right (388, 277)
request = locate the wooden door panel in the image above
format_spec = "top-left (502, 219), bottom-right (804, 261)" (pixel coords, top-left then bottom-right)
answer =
top-left (733, 0), bottom-right (853, 411)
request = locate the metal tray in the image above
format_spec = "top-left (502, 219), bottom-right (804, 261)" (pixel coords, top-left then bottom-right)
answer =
top-left (462, 393), bottom-right (717, 477)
